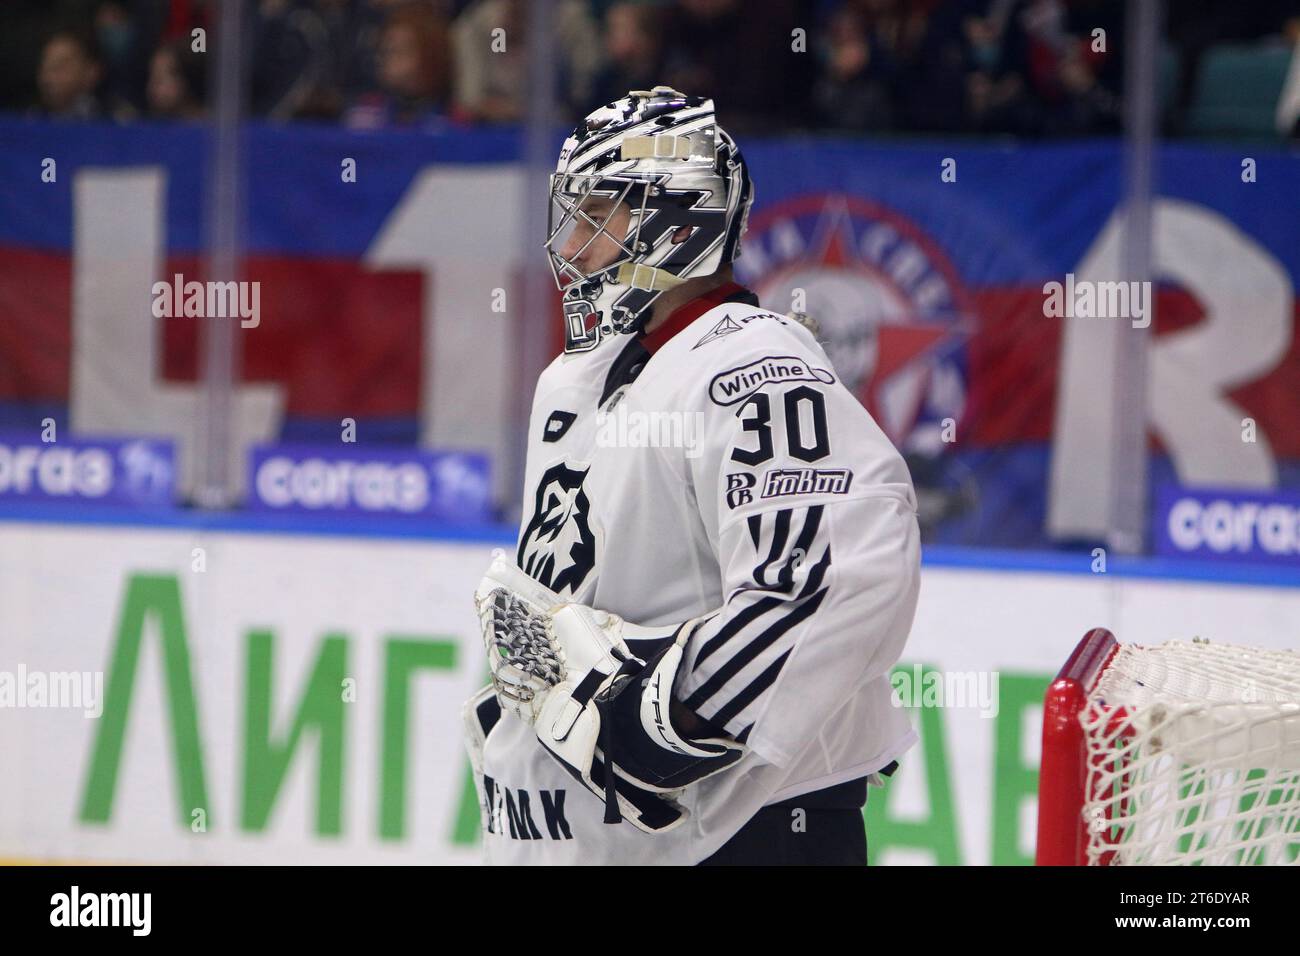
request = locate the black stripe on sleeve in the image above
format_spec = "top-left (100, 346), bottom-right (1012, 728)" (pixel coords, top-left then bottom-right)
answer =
top-left (797, 544), bottom-right (832, 598)
top-left (684, 585), bottom-right (828, 712)
top-left (709, 648), bottom-right (793, 729)
top-left (752, 508), bottom-right (792, 587)
top-left (692, 594), bottom-right (786, 669)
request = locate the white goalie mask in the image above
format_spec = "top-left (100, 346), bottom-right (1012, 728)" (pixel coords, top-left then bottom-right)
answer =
top-left (544, 87), bottom-right (754, 353)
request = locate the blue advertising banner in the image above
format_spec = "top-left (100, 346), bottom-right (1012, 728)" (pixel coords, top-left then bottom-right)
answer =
top-left (0, 434), bottom-right (174, 507)
top-left (1154, 483), bottom-right (1300, 566)
top-left (2, 118), bottom-right (1297, 550)
top-left (248, 443), bottom-right (491, 522)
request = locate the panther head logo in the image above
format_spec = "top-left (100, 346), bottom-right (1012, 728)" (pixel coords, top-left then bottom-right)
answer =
top-left (517, 462), bottom-right (596, 596)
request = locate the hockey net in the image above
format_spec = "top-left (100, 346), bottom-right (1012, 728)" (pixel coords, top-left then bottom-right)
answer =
top-left (1036, 629), bottom-right (1300, 865)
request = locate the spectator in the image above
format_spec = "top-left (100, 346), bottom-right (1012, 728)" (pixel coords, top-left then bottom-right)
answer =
top-left (895, 0), bottom-right (981, 132)
top-left (36, 29), bottom-right (107, 120)
top-left (250, 0), bottom-right (383, 120)
top-left (3, 0), bottom-right (1296, 140)
top-left (346, 1), bottom-right (455, 128)
top-left (272, 0), bottom-right (389, 122)
top-left (591, 1), bottom-right (664, 108)
top-left (452, 0), bottom-right (601, 124)
top-left (93, 0), bottom-right (153, 114)
top-left (813, 0), bottom-right (909, 131)
top-left (968, 0), bottom-right (1119, 137)
top-left (1046, 39), bottom-right (1121, 136)
top-left (146, 38), bottom-right (207, 120)
top-left (657, 0), bottom-right (816, 134)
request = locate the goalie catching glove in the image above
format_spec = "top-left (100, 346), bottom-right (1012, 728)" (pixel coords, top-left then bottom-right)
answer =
top-left (473, 553), bottom-right (746, 832)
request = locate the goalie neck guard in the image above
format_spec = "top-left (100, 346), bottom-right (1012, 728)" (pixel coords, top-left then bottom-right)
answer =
top-left (545, 87), bottom-right (754, 354)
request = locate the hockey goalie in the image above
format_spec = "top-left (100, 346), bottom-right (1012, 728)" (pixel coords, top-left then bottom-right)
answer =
top-left (463, 87), bottom-right (921, 865)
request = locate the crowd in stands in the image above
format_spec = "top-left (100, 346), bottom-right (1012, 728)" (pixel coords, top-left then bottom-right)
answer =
top-left (1, 0), bottom-right (1298, 137)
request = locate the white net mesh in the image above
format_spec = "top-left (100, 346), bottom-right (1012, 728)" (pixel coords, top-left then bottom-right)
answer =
top-left (1080, 640), bottom-right (1300, 865)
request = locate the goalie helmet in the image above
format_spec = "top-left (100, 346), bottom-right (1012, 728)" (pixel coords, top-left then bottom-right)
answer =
top-left (545, 87), bottom-right (754, 353)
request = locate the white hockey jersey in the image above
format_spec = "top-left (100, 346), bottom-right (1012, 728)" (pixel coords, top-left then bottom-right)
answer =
top-left (465, 284), bottom-right (920, 864)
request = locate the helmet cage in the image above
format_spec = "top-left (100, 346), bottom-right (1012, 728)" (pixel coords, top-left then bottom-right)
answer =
top-left (544, 172), bottom-right (655, 291)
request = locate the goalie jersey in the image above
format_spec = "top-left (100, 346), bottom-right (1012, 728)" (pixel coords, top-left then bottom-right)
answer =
top-left (465, 283), bottom-right (920, 864)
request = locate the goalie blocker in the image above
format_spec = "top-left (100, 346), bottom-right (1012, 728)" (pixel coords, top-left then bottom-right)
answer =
top-left (473, 554), bottom-right (745, 832)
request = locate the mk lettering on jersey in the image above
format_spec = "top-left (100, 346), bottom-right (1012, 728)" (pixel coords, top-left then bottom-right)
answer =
top-left (693, 311), bottom-right (791, 349)
top-left (761, 468), bottom-right (853, 499)
top-left (709, 355), bottom-right (835, 405)
top-left (483, 775), bottom-right (574, 841)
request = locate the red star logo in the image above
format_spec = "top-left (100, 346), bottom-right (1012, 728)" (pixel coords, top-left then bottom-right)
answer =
top-left (810, 220), bottom-right (967, 424)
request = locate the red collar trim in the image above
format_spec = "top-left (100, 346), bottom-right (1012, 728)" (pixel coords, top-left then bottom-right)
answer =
top-left (640, 282), bottom-right (748, 355)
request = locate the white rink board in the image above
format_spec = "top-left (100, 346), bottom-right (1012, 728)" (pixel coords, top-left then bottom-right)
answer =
top-left (0, 522), bottom-right (492, 865)
top-left (1, 520), bottom-right (1296, 865)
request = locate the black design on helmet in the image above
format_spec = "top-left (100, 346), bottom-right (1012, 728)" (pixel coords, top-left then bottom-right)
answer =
top-left (545, 87), bottom-right (755, 353)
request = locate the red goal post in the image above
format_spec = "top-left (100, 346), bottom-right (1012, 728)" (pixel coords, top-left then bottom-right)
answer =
top-left (1036, 629), bottom-right (1300, 866)
top-left (1036, 628), bottom-right (1120, 866)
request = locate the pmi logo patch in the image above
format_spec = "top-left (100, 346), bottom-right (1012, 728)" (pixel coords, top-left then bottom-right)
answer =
top-left (692, 311), bottom-right (791, 349)
top-left (708, 355), bottom-right (834, 406)
top-left (761, 467), bottom-right (853, 499)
